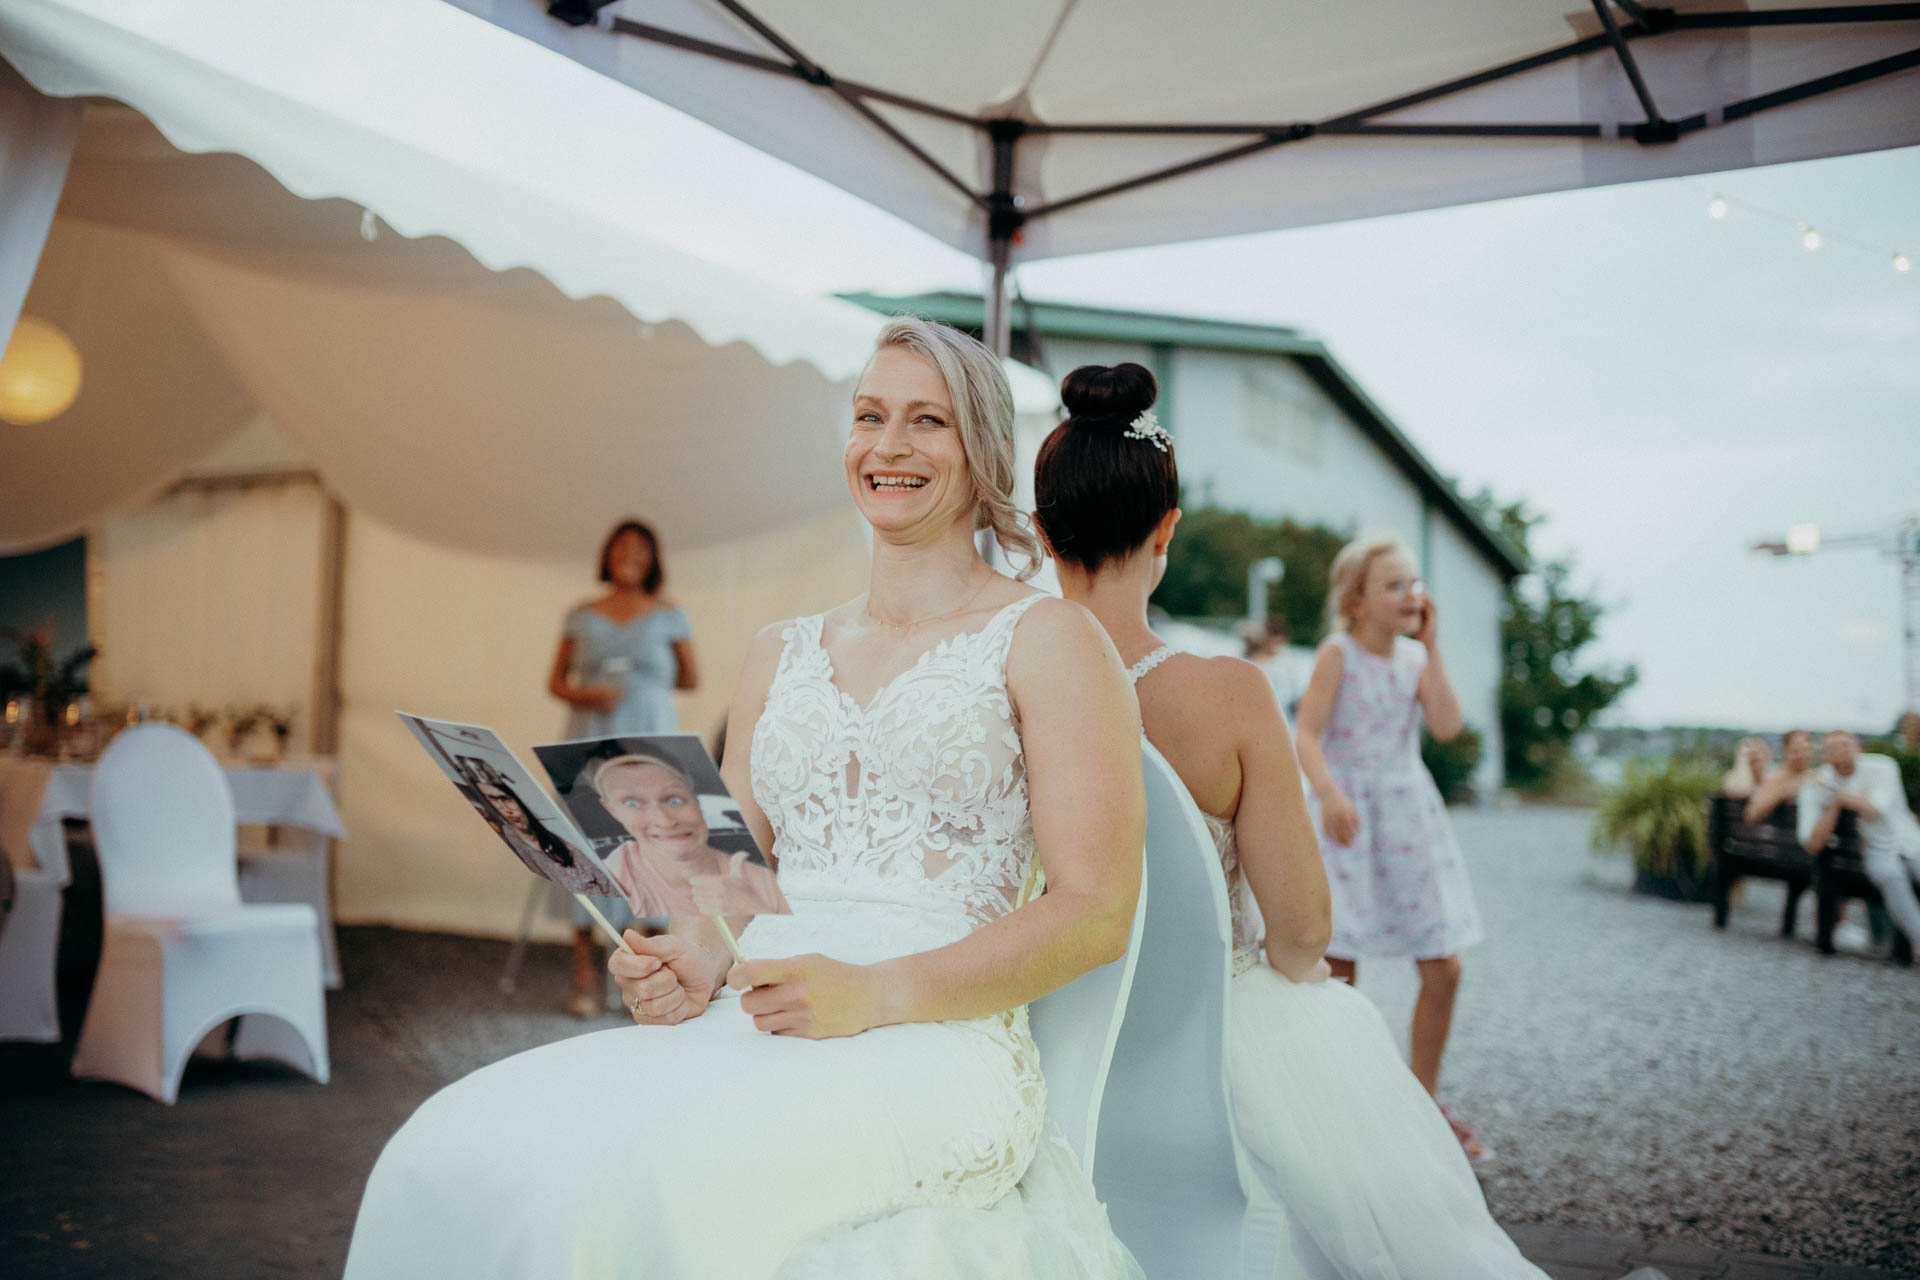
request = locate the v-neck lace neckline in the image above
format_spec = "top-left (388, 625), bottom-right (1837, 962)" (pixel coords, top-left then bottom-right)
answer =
top-left (812, 595), bottom-right (1037, 714)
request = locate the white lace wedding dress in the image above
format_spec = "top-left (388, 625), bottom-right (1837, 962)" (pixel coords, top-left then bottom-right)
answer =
top-left (344, 595), bottom-right (1141, 1280)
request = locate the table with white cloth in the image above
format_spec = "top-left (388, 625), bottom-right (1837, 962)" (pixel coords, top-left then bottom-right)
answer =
top-left (0, 756), bottom-right (347, 988)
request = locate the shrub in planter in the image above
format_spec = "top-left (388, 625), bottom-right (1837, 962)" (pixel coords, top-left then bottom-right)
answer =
top-left (1591, 756), bottom-right (1720, 901)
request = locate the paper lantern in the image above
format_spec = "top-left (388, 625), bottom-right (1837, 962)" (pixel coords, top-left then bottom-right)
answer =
top-left (0, 315), bottom-right (84, 425)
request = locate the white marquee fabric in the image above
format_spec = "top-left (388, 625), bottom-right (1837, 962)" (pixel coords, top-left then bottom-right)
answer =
top-left (0, 114), bottom-right (857, 556)
top-left (0, 0), bottom-right (1060, 557)
top-left (0, 59), bottom-right (75, 355)
top-left (449, 0), bottom-right (1920, 263)
top-left (0, 0), bottom-right (887, 376)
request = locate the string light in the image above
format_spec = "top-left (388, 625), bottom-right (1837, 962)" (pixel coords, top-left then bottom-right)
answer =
top-left (1705, 190), bottom-right (1908, 274)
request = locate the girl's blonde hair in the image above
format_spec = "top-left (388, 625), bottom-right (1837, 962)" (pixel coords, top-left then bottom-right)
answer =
top-left (1325, 532), bottom-right (1415, 634)
top-left (870, 316), bottom-right (1041, 580)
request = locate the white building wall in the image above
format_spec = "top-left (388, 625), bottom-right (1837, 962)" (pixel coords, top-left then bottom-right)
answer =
top-left (1425, 512), bottom-right (1508, 791)
top-left (1168, 349), bottom-right (1425, 542)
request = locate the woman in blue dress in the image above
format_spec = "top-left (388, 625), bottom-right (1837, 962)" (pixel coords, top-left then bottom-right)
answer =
top-left (546, 518), bottom-right (698, 1014)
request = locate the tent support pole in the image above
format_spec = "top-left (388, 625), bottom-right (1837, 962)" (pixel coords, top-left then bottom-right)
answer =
top-left (985, 243), bottom-right (1012, 359)
top-left (982, 120), bottom-right (1027, 359)
top-left (312, 494), bottom-right (346, 758)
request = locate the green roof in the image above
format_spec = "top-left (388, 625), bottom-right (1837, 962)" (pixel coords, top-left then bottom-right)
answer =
top-left (843, 290), bottom-right (1526, 580)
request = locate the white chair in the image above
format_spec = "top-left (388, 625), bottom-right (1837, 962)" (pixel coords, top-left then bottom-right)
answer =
top-left (1027, 804), bottom-right (1149, 1171)
top-left (71, 724), bottom-right (329, 1103)
top-left (1087, 743), bottom-right (1251, 1278)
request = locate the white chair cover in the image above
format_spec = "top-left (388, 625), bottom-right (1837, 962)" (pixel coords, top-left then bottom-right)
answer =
top-left (1089, 744), bottom-right (1251, 1278)
top-left (71, 724), bottom-right (329, 1103)
top-left (1026, 825), bottom-right (1148, 1171)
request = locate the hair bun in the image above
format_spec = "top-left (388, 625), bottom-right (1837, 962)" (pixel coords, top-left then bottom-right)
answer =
top-left (1060, 363), bottom-right (1157, 426)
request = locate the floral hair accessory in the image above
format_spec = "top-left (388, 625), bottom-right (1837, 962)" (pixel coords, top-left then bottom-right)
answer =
top-left (1122, 409), bottom-right (1170, 452)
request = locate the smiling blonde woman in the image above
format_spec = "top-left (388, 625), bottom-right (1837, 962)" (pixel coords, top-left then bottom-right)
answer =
top-left (345, 318), bottom-right (1146, 1280)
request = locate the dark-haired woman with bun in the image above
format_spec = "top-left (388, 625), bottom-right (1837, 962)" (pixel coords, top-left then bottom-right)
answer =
top-left (547, 518), bottom-right (699, 1016)
top-left (1036, 363), bottom-right (1548, 1279)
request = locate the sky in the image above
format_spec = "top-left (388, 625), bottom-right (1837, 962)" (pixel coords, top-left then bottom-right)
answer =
top-left (459, 18), bottom-right (1920, 732)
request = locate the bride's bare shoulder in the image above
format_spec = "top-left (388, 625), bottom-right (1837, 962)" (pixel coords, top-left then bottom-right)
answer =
top-left (1006, 596), bottom-right (1127, 691)
top-left (1158, 652), bottom-right (1283, 729)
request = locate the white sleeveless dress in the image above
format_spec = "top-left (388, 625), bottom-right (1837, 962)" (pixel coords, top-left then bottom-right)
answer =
top-left (345, 595), bottom-right (1141, 1280)
top-left (1130, 645), bottom-right (1545, 1280)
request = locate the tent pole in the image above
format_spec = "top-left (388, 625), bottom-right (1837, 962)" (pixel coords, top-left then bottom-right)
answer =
top-left (985, 242), bottom-right (1012, 358)
top-left (983, 119), bottom-right (1027, 360)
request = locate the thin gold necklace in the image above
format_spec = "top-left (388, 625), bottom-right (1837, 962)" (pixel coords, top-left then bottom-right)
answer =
top-left (864, 572), bottom-right (993, 633)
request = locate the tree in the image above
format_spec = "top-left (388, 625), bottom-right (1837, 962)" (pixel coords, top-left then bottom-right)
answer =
top-left (1153, 505), bottom-right (1347, 643)
top-left (1473, 493), bottom-right (1637, 792)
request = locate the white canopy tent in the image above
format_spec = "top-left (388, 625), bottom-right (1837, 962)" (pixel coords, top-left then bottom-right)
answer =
top-left (0, 1), bottom-right (1057, 936)
top-left (0, 1), bottom-right (909, 558)
top-left (448, 0), bottom-right (1920, 348)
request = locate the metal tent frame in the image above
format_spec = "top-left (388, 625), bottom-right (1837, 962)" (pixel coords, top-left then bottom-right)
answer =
top-left (545, 0), bottom-right (1920, 352)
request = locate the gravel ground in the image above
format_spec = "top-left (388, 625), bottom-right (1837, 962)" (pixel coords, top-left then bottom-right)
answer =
top-left (4, 805), bottom-right (1915, 1277)
top-left (1356, 806), bottom-right (1920, 1271)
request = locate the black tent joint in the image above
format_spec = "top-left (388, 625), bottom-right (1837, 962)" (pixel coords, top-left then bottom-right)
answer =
top-left (986, 118), bottom-right (1030, 244)
top-left (547, 0), bottom-right (616, 28)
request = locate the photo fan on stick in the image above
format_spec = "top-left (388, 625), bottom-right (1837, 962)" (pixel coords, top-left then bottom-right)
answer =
top-left (533, 733), bottom-right (788, 931)
top-left (397, 715), bottom-right (779, 965)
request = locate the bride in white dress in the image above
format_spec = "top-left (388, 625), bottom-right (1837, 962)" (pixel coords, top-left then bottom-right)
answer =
top-left (344, 320), bottom-right (1147, 1280)
top-left (1034, 361), bottom-right (1550, 1279)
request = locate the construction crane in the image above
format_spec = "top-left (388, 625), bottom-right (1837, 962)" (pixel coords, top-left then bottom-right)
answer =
top-left (1754, 514), bottom-right (1920, 715)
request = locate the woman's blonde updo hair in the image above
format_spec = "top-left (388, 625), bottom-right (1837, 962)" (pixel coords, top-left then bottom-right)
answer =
top-left (1325, 531), bottom-right (1414, 634)
top-left (870, 316), bottom-right (1041, 580)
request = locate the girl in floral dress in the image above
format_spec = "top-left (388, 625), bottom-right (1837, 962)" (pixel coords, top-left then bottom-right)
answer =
top-left (1294, 533), bottom-right (1489, 1158)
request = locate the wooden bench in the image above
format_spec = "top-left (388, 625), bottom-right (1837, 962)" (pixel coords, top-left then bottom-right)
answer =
top-left (1710, 794), bottom-right (1913, 963)
top-left (1707, 794), bottom-right (1813, 938)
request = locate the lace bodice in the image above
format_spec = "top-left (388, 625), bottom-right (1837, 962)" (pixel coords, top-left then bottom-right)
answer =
top-left (742, 593), bottom-right (1049, 1205)
top-left (1204, 813), bottom-right (1266, 976)
top-left (748, 594), bottom-right (1045, 935)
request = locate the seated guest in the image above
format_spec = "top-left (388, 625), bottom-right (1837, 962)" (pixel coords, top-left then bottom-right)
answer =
top-left (1744, 729), bottom-right (1814, 825)
top-left (1721, 736), bottom-right (1772, 799)
top-left (1799, 730), bottom-right (1920, 948)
